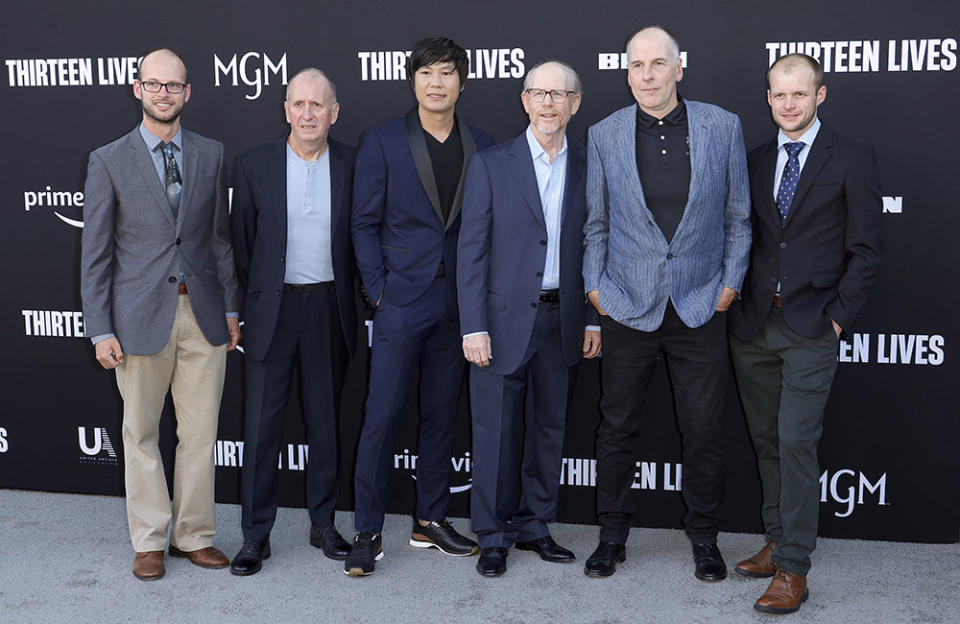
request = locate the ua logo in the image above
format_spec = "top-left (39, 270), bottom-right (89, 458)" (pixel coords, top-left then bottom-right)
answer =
top-left (78, 426), bottom-right (117, 457)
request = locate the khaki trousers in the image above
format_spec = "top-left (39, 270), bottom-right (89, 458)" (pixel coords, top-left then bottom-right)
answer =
top-left (115, 294), bottom-right (226, 552)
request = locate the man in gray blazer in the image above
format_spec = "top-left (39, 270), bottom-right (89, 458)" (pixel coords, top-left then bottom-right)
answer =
top-left (582, 26), bottom-right (751, 581)
top-left (81, 48), bottom-right (241, 581)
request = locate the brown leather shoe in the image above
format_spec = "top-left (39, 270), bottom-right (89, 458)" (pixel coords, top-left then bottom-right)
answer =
top-left (169, 545), bottom-right (229, 569)
top-left (735, 541), bottom-right (776, 577)
top-left (133, 550), bottom-right (165, 581)
top-left (754, 567), bottom-right (809, 614)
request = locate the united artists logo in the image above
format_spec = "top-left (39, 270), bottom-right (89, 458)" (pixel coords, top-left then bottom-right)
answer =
top-left (78, 426), bottom-right (118, 465)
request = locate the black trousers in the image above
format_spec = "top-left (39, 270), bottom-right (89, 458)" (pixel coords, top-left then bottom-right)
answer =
top-left (241, 284), bottom-right (348, 543)
top-left (596, 304), bottom-right (729, 545)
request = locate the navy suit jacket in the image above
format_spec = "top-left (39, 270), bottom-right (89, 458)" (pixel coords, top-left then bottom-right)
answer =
top-left (458, 132), bottom-right (597, 375)
top-left (352, 109), bottom-right (494, 307)
top-left (230, 135), bottom-right (358, 361)
top-left (729, 125), bottom-right (881, 340)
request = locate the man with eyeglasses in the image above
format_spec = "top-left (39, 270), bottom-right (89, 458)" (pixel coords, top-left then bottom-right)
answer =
top-left (582, 26), bottom-right (750, 581)
top-left (81, 48), bottom-right (240, 581)
top-left (458, 61), bottom-right (600, 578)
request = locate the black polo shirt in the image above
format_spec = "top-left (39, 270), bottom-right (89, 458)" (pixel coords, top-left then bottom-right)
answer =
top-left (635, 99), bottom-right (691, 243)
top-left (424, 122), bottom-right (463, 224)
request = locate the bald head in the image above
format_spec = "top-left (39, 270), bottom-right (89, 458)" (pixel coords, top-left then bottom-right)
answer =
top-left (138, 48), bottom-right (187, 83)
top-left (523, 61), bottom-right (582, 94)
top-left (286, 68), bottom-right (337, 103)
top-left (626, 26), bottom-right (680, 62)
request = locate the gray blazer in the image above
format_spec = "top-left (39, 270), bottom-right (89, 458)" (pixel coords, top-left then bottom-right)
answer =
top-left (583, 101), bottom-right (751, 331)
top-left (81, 126), bottom-right (240, 355)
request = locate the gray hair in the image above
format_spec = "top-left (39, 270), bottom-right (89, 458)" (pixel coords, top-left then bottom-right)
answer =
top-left (522, 60), bottom-right (582, 94)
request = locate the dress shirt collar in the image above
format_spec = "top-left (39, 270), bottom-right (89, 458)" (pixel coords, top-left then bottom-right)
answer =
top-left (777, 117), bottom-right (821, 151)
top-left (525, 125), bottom-right (567, 164)
top-left (139, 122), bottom-right (182, 153)
top-left (636, 96), bottom-right (686, 128)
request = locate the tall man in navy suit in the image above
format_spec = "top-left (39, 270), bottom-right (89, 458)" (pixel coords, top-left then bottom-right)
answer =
top-left (458, 61), bottom-right (601, 577)
top-left (582, 26), bottom-right (751, 580)
top-left (348, 37), bottom-right (494, 576)
top-left (228, 68), bottom-right (357, 576)
top-left (729, 54), bottom-right (880, 614)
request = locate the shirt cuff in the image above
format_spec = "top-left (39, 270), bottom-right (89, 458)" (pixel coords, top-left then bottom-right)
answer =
top-left (585, 325), bottom-right (601, 333)
top-left (463, 331), bottom-right (489, 339)
top-left (91, 333), bottom-right (114, 345)
top-left (225, 312), bottom-right (239, 318)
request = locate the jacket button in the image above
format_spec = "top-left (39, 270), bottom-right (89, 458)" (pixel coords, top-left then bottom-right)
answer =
top-left (536, 271), bottom-right (543, 277)
top-left (175, 238), bottom-right (181, 245)
top-left (540, 240), bottom-right (547, 246)
top-left (666, 253), bottom-right (674, 259)
top-left (168, 276), bottom-right (177, 283)
top-left (275, 289), bottom-right (281, 296)
top-left (280, 256), bottom-right (285, 263)
top-left (779, 242), bottom-right (787, 249)
top-left (531, 302), bottom-right (537, 308)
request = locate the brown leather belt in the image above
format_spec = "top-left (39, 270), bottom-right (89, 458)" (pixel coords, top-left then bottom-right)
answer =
top-left (772, 293), bottom-right (782, 308)
top-left (178, 283), bottom-right (188, 295)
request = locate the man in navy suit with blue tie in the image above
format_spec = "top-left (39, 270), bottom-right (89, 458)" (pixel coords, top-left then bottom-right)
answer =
top-left (228, 68), bottom-right (357, 576)
top-left (348, 37), bottom-right (494, 576)
top-left (458, 61), bottom-right (601, 577)
top-left (582, 26), bottom-right (751, 581)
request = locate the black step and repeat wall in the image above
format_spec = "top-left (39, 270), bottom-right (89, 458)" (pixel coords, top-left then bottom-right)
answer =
top-left (2, 1), bottom-right (957, 544)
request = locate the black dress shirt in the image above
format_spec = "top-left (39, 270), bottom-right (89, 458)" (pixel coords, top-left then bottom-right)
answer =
top-left (424, 122), bottom-right (463, 224)
top-left (635, 99), bottom-right (691, 243)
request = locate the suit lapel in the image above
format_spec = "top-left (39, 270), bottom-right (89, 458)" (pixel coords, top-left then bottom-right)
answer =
top-left (128, 129), bottom-right (175, 227)
top-left (758, 139), bottom-right (781, 228)
top-left (404, 109), bottom-right (444, 224)
top-left (446, 115), bottom-right (478, 230)
top-left (273, 137), bottom-right (288, 251)
top-left (673, 102), bottom-right (708, 241)
top-left (509, 133), bottom-right (545, 227)
top-left (783, 127), bottom-right (833, 228)
top-left (177, 131), bottom-right (200, 233)
top-left (617, 106), bottom-right (653, 221)
top-left (328, 139), bottom-right (346, 242)
top-left (560, 140), bottom-right (583, 228)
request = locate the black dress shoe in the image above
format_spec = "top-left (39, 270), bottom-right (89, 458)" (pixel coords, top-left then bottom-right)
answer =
top-left (584, 541), bottom-right (625, 577)
top-left (409, 518), bottom-right (479, 556)
top-left (693, 542), bottom-right (727, 581)
top-left (515, 536), bottom-right (576, 562)
top-left (477, 547), bottom-right (508, 577)
top-left (310, 525), bottom-right (351, 560)
top-left (230, 540), bottom-right (271, 576)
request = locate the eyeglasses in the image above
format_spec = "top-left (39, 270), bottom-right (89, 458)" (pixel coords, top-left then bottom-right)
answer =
top-left (524, 88), bottom-right (578, 103)
top-left (139, 80), bottom-right (187, 94)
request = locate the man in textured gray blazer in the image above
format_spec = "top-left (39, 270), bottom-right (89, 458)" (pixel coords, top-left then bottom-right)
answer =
top-left (81, 48), bottom-right (241, 581)
top-left (582, 27), bottom-right (751, 581)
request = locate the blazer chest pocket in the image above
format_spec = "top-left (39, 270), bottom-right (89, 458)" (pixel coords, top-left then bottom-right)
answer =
top-left (811, 271), bottom-right (842, 288)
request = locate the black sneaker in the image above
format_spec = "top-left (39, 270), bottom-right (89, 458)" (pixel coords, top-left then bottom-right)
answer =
top-left (344, 533), bottom-right (383, 576)
top-left (409, 518), bottom-right (479, 556)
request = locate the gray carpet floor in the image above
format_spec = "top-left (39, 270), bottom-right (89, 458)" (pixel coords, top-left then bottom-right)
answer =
top-left (0, 489), bottom-right (956, 624)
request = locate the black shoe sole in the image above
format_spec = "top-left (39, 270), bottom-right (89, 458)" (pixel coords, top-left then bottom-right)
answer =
top-left (584, 553), bottom-right (625, 578)
top-left (695, 570), bottom-right (728, 582)
top-left (734, 566), bottom-right (775, 578)
top-left (477, 567), bottom-right (507, 578)
top-left (754, 590), bottom-right (809, 614)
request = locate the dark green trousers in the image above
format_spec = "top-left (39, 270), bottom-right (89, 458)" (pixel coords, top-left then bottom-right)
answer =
top-left (729, 307), bottom-right (838, 576)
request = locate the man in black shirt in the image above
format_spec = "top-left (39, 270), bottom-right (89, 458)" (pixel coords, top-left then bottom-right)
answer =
top-left (348, 37), bottom-right (494, 576)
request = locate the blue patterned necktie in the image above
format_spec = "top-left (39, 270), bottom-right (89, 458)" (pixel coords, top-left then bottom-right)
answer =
top-left (160, 142), bottom-right (182, 219)
top-left (775, 141), bottom-right (804, 224)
